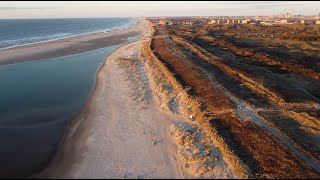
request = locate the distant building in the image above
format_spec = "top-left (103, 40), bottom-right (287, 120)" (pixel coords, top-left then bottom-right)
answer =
top-left (242, 19), bottom-right (250, 24)
top-left (168, 21), bottom-right (174, 25)
top-left (275, 19), bottom-right (288, 24)
top-left (158, 19), bottom-right (167, 25)
top-left (260, 21), bottom-right (274, 26)
top-left (182, 21), bottom-right (194, 26)
top-left (300, 19), bottom-right (305, 24)
top-left (208, 19), bottom-right (217, 24)
top-left (237, 19), bottom-right (241, 24)
top-left (316, 20), bottom-right (320, 25)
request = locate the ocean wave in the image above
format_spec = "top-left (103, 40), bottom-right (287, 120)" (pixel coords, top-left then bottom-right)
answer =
top-left (0, 18), bottom-right (137, 50)
top-left (0, 33), bottom-right (74, 49)
top-left (101, 19), bottom-right (137, 32)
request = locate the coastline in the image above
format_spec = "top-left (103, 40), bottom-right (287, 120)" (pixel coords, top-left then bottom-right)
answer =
top-left (0, 18), bottom-right (141, 65)
top-left (31, 44), bottom-right (129, 179)
top-left (31, 18), bottom-right (150, 178)
top-left (30, 18), bottom-right (234, 179)
top-left (32, 18), bottom-right (188, 179)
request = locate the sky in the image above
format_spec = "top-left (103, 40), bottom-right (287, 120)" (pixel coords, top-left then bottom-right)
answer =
top-left (0, 1), bottom-right (319, 19)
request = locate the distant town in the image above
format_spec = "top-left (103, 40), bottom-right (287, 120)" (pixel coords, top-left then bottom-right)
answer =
top-left (147, 12), bottom-right (320, 26)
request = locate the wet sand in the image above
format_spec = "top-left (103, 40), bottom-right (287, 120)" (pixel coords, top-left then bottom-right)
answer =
top-left (0, 20), bottom-right (142, 65)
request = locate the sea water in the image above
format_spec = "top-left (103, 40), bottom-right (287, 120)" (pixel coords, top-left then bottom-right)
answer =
top-left (0, 22), bottom-right (140, 177)
top-left (0, 18), bottom-right (136, 49)
top-left (0, 45), bottom-right (119, 177)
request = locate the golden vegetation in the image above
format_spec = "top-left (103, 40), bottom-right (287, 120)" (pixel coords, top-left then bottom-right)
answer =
top-left (140, 23), bottom-right (319, 178)
top-left (171, 36), bottom-right (318, 108)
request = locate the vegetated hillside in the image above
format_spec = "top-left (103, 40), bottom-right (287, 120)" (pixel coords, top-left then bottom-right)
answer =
top-left (147, 23), bottom-right (319, 178)
top-left (165, 24), bottom-right (320, 163)
top-left (167, 25), bottom-right (320, 100)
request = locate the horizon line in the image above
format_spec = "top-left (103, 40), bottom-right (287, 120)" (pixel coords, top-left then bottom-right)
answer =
top-left (1, 14), bottom-right (319, 20)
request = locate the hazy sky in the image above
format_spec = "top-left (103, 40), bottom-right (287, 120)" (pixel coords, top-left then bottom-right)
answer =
top-left (0, 1), bottom-right (319, 19)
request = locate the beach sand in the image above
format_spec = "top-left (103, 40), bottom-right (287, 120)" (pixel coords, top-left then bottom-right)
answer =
top-left (30, 18), bottom-right (234, 179)
top-left (31, 19), bottom-right (184, 178)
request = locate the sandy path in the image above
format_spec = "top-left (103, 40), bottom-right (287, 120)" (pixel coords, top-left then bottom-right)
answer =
top-left (34, 19), bottom-right (184, 179)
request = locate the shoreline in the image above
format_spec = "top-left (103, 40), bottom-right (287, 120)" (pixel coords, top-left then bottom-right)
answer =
top-left (31, 18), bottom-right (148, 178)
top-left (0, 18), bottom-right (137, 52)
top-left (0, 18), bottom-right (142, 65)
top-left (33, 18), bottom-right (186, 179)
top-left (31, 18), bottom-right (234, 179)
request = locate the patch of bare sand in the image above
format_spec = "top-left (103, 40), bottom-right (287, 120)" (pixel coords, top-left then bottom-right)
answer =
top-left (170, 122), bottom-right (234, 178)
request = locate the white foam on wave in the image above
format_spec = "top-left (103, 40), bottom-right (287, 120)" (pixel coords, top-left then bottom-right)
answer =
top-left (0, 18), bottom-right (137, 51)
top-left (0, 33), bottom-right (74, 49)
